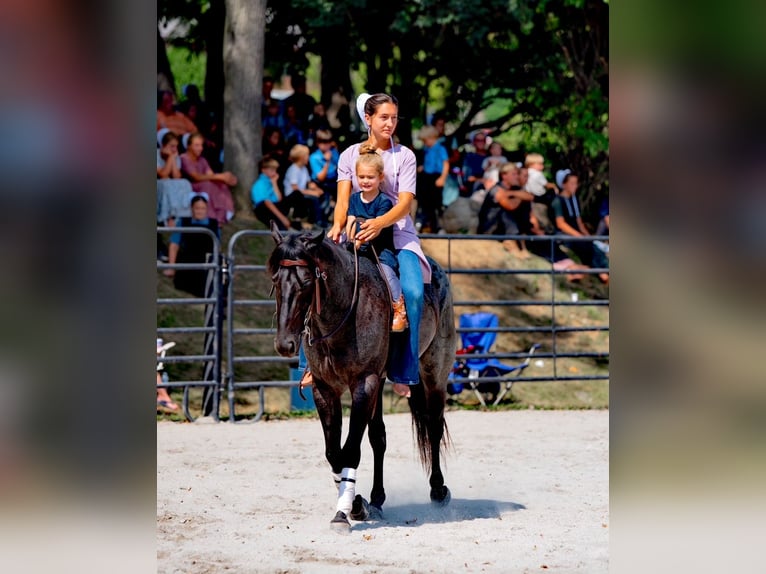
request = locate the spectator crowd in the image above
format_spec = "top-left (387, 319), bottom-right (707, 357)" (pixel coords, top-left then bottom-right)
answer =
top-left (156, 76), bottom-right (609, 284)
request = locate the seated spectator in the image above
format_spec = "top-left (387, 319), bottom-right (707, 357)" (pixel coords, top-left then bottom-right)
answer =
top-left (519, 165), bottom-right (529, 189)
top-left (309, 129), bottom-right (340, 212)
top-left (481, 141), bottom-right (509, 173)
top-left (178, 84), bottom-right (212, 136)
top-left (157, 131), bottom-right (194, 226)
top-left (283, 103), bottom-right (308, 147)
top-left (524, 153), bottom-right (558, 235)
top-left (477, 163), bottom-right (534, 258)
top-left (284, 144), bottom-right (327, 227)
top-left (596, 195), bottom-right (610, 236)
top-left (526, 211), bottom-right (589, 282)
top-left (156, 90), bottom-right (197, 137)
top-left (431, 111), bottom-right (462, 166)
top-left (416, 125), bottom-right (449, 233)
top-left (462, 131), bottom-right (489, 194)
top-left (262, 126), bottom-right (289, 181)
top-left (470, 167), bottom-right (499, 206)
top-left (163, 195), bottom-right (221, 297)
top-left (306, 102), bottom-right (331, 145)
top-left (283, 74), bottom-right (317, 129)
top-left (262, 98), bottom-right (285, 132)
top-left (251, 157), bottom-right (303, 231)
top-left (260, 75), bottom-right (279, 117)
top-left (325, 86), bottom-right (351, 144)
top-left (181, 132), bottom-right (237, 225)
top-left (551, 172), bottom-right (609, 283)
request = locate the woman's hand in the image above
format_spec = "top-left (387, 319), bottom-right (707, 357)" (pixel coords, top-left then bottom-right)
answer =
top-left (356, 217), bottom-right (383, 243)
top-left (327, 222), bottom-right (344, 243)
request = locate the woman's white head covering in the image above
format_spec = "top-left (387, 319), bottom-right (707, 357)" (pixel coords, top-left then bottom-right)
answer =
top-left (356, 92), bottom-right (372, 132)
top-left (157, 128), bottom-right (171, 147)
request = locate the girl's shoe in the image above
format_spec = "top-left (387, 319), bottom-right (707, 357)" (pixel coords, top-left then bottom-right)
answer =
top-left (391, 296), bottom-right (409, 332)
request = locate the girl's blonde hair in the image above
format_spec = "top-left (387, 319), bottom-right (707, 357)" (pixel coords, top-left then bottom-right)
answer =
top-left (355, 142), bottom-right (384, 175)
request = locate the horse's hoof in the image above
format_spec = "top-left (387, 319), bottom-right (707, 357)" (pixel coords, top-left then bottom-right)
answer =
top-left (369, 504), bottom-right (384, 520)
top-left (349, 494), bottom-right (370, 521)
top-left (330, 511), bottom-right (351, 533)
top-left (430, 485), bottom-right (451, 506)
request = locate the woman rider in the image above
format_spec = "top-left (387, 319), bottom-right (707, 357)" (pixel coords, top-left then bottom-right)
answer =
top-left (299, 93), bottom-right (427, 398)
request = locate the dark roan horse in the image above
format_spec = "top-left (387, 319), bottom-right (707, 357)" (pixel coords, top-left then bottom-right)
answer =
top-left (268, 222), bottom-right (457, 532)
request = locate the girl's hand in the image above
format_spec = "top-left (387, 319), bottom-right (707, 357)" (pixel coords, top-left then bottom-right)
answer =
top-left (344, 216), bottom-right (357, 241)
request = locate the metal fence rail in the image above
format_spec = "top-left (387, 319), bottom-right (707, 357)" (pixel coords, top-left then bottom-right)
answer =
top-left (156, 229), bottom-right (609, 421)
top-left (156, 226), bottom-right (224, 421)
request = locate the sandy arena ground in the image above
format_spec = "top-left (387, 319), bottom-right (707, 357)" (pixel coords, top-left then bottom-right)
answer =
top-left (157, 410), bottom-right (608, 573)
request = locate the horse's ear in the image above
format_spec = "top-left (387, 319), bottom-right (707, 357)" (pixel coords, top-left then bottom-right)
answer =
top-left (270, 220), bottom-right (284, 245)
top-left (309, 228), bottom-right (326, 246)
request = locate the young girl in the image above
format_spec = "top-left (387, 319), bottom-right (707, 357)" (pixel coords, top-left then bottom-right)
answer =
top-left (156, 131), bottom-right (194, 226)
top-left (481, 141), bottom-right (509, 172)
top-left (346, 144), bottom-right (408, 332)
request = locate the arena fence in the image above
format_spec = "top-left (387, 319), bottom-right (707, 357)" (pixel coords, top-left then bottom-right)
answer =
top-left (156, 229), bottom-right (609, 422)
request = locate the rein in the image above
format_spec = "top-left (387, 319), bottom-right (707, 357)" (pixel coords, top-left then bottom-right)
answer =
top-left (278, 242), bottom-right (360, 346)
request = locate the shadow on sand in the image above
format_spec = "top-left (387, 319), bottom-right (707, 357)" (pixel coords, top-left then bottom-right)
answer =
top-left (353, 498), bottom-right (526, 530)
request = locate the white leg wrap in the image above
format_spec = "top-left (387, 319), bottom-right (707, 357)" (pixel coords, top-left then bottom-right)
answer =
top-left (332, 471), bottom-right (342, 493)
top-left (335, 467), bottom-right (357, 515)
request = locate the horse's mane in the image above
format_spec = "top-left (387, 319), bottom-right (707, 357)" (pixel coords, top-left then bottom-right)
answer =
top-left (268, 231), bottom-right (367, 283)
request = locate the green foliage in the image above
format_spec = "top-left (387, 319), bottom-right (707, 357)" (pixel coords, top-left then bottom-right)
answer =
top-left (166, 45), bottom-right (207, 98)
top-left (160, 0), bottom-right (609, 214)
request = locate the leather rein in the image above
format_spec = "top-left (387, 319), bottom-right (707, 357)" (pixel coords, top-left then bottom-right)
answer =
top-left (277, 242), bottom-right (359, 346)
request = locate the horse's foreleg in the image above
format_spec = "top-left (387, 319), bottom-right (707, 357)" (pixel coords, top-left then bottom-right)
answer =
top-left (366, 377), bottom-right (386, 516)
top-left (312, 385), bottom-right (343, 488)
top-left (330, 374), bottom-right (379, 530)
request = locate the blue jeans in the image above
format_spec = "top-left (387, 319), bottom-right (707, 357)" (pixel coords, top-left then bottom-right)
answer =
top-left (387, 250), bottom-right (423, 385)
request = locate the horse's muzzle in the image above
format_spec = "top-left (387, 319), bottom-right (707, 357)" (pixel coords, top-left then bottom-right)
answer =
top-left (274, 334), bottom-right (299, 358)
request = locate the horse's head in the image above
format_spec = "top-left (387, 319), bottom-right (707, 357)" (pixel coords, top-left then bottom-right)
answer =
top-left (267, 221), bottom-right (327, 357)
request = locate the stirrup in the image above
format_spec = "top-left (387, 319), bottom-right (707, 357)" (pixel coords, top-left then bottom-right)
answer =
top-left (299, 369), bottom-right (313, 388)
top-left (298, 369), bottom-right (314, 400)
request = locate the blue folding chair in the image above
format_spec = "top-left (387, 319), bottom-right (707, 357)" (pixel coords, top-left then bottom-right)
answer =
top-left (448, 312), bottom-right (541, 406)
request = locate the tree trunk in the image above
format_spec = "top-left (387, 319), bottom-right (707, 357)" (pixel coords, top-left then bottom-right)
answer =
top-left (204, 0), bottom-right (226, 124)
top-left (223, 0), bottom-right (265, 214)
top-left (157, 27), bottom-right (175, 94)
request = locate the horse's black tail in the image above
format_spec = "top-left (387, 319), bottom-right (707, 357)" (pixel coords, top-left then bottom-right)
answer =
top-left (408, 381), bottom-right (451, 471)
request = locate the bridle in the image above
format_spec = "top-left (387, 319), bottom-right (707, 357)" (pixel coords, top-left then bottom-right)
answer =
top-left (275, 242), bottom-right (360, 346)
